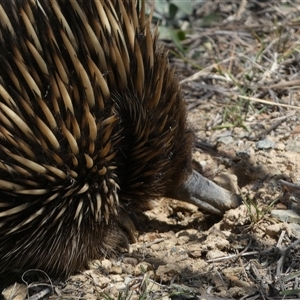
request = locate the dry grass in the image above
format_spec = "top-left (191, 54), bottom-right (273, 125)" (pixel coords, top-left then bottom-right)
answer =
top-left (172, 1), bottom-right (300, 115)
top-left (176, 1), bottom-right (300, 299)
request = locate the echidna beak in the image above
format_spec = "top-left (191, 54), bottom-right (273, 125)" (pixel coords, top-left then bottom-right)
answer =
top-left (168, 170), bottom-right (241, 216)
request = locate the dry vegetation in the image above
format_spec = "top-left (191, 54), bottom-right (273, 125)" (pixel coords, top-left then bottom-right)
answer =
top-left (2, 1), bottom-right (300, 299)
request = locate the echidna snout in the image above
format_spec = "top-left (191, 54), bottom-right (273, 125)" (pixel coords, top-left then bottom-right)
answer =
top-left (0, 0), bottom-right (240, 277)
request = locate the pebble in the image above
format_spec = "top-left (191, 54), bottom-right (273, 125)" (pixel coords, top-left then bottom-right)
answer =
top-left (124, 276), bottom-right (133, 285)
top-left (218, 136), bottom-right (234, 145)
top-left (134, 262), bottom-right (152, 276)
top-left (156, 264), bottom-right (181, 282)
top-left (274, 142), bottom-right (285, 150)
top-left (285, 140), bottom-right (300, 152)
top-left (206, 249), bottom-right (226, 260)
top-left (110, 265), bottom-right (123, 274)
top-left (289, 223), bottom-right (300, 239)
top-left (109, 274), bottom-right (123, 282)
top-left (101, 259), bottom-right (112, 272)
top-left (106, 286), bottom-right (119, 297)
top-left (265, 223), bottom-right (290, 237)
top-left (2, 284), bottom-right (27, 300)
top-left (176, 235), bottom-right (190, 245)
top-left (271, 209), bottom-right (300, 224)
top-left (114, 281), bottom-right (127, 290)
top-left (84, 270), bottom-right (110, 287)
top-left (188, 249), bottom-right (202, 258)
top-left (217, 129), bottom-right (232, 137)
top-left (256, 139), bottom-right (275, 149)
top-left (122, 257), bottom-right (139, 266)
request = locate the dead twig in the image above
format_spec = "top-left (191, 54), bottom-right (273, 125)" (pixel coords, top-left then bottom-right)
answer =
top-left (279, 180), bottom-right (300, 191)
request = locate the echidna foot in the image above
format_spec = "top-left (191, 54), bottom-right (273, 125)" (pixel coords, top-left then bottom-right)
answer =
top-left (168, 170), bottom-right (241, 215)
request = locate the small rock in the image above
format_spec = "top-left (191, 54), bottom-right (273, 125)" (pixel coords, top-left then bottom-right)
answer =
top-left (124, 276), bottom-right (133, 285)
top-left (217, 129), bottom-right (232, 137)
top-left (271, 209), bottom-right (300, 224)
top-left (156, 264), bottom-right (181, 282)
top-left (2, 284), bottom-right (27, 300)
top-left (109, 274), bottom-right (123, 282)
top-left (114, 281), bottom-right (127, 291)
top-left (101, 259), bottom-right (112, 272)
top-left (134, 262), bottom-right (153, 276)
top-left (122, 257), bottom-right (138, 266)
top-left (206, 234), bottom-right (230, 249)
top-left (286, 140), bottom-right (300, 152)
top-left (106, 286), bottom-right (119, 297)
top-left (223, 266), bottom-right (244, 277)
top-left (266, 223), bottom-right (291, 237)
top-left (189, 249), bottom-right (202, 258)
top-left (223, 205), bottom-right (250, 228)
top-left (275, 142), bottom-right (285, 151)
top-left (206, 249), bottom-right (226, 260)
top-left (142, 232), bottom-right (162, 242)
top-left (176, 235), bottom-right (190, 245)
top-left (289, 223), bottom-right (300, 239)
top-left (275, 203), bottom-right (287, 210)
top-left (151, 243), bottom-right (164, 251)
top-left (218, 136), bottom-right (234, 145)
top-left (110, 265), bottom-right (123, 274)
top-left (84, 270), bottom-right (110, 287)
top-left (256, 139), bottom-right (275, 149)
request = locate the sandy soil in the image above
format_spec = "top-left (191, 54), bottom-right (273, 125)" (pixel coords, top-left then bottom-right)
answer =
top-left (2, 1), bottom-right (300, 299)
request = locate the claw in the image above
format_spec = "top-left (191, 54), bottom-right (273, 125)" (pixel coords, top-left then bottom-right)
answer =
top-left (167, 170), bottom-right (241, 215)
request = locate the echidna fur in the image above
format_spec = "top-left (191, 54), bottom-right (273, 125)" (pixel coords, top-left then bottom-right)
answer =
top-left (0, 0), bottom-right (240, 278)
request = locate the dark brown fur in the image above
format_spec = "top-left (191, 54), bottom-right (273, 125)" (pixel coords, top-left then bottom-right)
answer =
top-left (0, 0), bottom-right (193, 277)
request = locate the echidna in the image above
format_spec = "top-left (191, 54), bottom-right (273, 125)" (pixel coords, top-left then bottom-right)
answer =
top-left (0, 0), bottom-right (240, 278)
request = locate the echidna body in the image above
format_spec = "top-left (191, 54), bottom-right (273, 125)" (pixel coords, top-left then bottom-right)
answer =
top-left (0, 0), bottom-right (239, 277)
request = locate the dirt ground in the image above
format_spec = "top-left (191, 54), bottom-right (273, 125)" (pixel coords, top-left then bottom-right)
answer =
top-left (2, 1), bottom-right (300, 299)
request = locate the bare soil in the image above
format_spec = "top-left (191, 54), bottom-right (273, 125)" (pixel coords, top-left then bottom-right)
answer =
top-left (2, 1), bottom-right (300, 299)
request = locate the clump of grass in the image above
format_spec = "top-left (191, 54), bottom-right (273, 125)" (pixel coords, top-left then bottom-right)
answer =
top-left (244, 195), bottom-right (278, 224)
